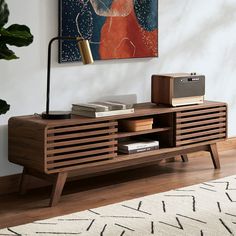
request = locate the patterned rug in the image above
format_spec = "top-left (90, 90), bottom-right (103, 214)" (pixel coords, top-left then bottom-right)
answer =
top-left (1, 175), bottom-right (236, 236)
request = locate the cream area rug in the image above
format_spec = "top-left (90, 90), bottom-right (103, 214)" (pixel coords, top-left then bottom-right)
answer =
top-left (1, 175), bottom-right (236, 236)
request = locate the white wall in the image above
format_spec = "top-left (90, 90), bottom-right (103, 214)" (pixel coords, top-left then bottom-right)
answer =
top-left (0, 0), bottom-right (236, 177)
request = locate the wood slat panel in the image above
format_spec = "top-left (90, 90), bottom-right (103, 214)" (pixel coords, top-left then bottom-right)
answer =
top-left (47, 122), bottom-right (117, 134)
top-left (47, 147), bottom-right (117, 162)
top-left (47, 140), bottom-right (117, 155)
top-left (175, 104), bottom-right (227, 146)
top-left (176, 117), bottom-right (226, 129)
top-left (176, 128), bottom-right (226, 141)
top-left (176, 112), bottom-right (226, 123)
top-left (176, 106), bottom-right (226, 117)
top-left (176, 133), bottom-right (226, 146)
top-left (176, 123), bottom-right (226, 135)
top-left (47, 134), bottom-right (117, 148)
top-left (46, 140), bottom-right (218, 174)
top-left (46, 120), bottom-right (118, 173)
top-left (47, 153), bottom-right (116, 170)
top-left (47, 128), bottom-right (117, 141)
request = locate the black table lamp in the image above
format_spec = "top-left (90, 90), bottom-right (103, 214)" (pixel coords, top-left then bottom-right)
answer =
top-left (42, 36), bottom-right (94, 119)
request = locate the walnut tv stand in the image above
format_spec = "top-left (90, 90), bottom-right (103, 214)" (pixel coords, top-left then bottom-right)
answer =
top-left (8, 101), bottom-right (227, 206)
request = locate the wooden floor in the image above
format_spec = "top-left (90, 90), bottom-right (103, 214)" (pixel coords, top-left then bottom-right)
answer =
top-left (0, 149), bottom-right (236, 229)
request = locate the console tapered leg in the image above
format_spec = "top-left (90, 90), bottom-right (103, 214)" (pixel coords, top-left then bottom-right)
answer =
top-left (19, 168), bottom-right (30, 195)
top-left (181, 154), bottom-right (189, 162)
top-left (209, 143), bottom-right (220, 169)
top-left (50, 172), bottom-right (68, 207)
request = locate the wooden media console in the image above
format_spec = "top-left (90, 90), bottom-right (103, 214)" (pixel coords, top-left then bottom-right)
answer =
top-left (8, 101), bottom-right (227, 206)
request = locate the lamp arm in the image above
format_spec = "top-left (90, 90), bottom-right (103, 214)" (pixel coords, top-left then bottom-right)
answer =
top-left (45, 36), bottom-right (82, 115)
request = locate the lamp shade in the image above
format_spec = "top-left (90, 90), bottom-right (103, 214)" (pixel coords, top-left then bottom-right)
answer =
top-left (78, 39), bottom-right (94, 64)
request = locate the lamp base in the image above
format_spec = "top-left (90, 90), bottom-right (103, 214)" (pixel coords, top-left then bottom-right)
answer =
top-left (42, 111), bottom-right (71, 119)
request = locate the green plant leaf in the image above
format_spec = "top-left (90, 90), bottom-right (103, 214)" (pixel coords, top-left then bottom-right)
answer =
top-left (0, 0), bottom-right (33, 60)
top-left (0, 0), bottom-right (9, 28)
top-left (0, 43), bottom-right (18, 60)
top-left (0, 24), bottom-right (33, 47)
top-left (0, 99), bottom-right (10, 115)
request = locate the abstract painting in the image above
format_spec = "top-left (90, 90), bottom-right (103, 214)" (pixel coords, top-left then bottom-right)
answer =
top-left (59, 0), bottom-right (158, 62)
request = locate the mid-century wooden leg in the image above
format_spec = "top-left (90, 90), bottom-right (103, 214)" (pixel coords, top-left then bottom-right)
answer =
top-left (209, 143), bottom-right (220, 169)
top-left (19, 168), bottom-right (30, 195)
top-left (50, 172), bottom-right (68, 207)
top-left (181, 154), bottom-right (189, 162)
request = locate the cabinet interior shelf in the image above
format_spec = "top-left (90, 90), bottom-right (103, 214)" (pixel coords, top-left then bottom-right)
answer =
top-left (117, 127), bottom-right (171, 139)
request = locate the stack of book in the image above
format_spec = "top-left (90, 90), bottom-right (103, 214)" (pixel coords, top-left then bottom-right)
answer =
top-left (118, 139), bottom-right (159, 154)
top-left (72, 101), bottom-right (134, 118)
top-left (119, 118), bottom-right (153, 132)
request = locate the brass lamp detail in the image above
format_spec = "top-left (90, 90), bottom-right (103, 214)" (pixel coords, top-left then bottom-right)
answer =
top-left (77, 37), bottom-right (94, 64)
top-left (42, 36), bottom-right (94, 120)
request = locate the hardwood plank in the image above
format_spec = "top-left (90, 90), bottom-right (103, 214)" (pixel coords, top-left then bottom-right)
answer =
top-left (47, 121), bottom-right (117, 134)
top-left (47, 153), bottom-right (117, 173)
top-left (47, 140), bottom-right (117, 155)
top-left (47, 147), bottom-right (117, 161)
top-left (47, 134), bottom-right (117, 148)
top-left (176, 127), bottom-right (226, 141)
top-left (176, 112), bottom-right (226, 123)
top-left (176, 133), bottom-right (226, 146)
top-left (47, 151), bottom-right (117, 168)
top-left (176, 106), bottom-right (226, 117)
top-left (176, 117), bottom-right (226, 128)
top-left (176, 123), bottom-right (226, 135)
top-left (47, 128), bottom-right (117, 141)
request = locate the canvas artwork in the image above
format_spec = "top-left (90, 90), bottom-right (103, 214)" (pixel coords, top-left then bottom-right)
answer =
top-left (59, 0), bottom-right (158, 62)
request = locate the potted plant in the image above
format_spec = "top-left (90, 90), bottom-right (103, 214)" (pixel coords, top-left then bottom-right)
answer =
top-left (0, 0), bottom-right (33, 115)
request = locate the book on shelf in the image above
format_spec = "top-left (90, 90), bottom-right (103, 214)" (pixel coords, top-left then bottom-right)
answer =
top-left (72, 101), bottom-right (133, 114)
top-left (72, 103), bottom-right (109, 112)
top-left (118, 139), bottom-right (159, 151)
top-left (107, 101), bottom-right (133, 109)
top-left (118, 145), bottom-right (159, 154)
top-left (72, 108), bottom-right (135, 118)
top-left (93, 101), bottom-right (132, 110)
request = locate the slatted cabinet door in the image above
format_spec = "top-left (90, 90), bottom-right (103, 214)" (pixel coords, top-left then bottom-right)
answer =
top-left (46, 120), bottom-right (118, 174)
top-left (175, 105), bottom-right (227, 146)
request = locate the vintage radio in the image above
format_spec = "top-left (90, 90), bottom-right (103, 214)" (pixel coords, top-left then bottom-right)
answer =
top-left (151, 73), bottom-right (205, 107)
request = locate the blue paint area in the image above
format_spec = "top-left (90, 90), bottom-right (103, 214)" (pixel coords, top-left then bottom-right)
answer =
top-left (59, 0), bottom-right (106, 62)
top-left (134, 0), bottom-right (158, 31)
top-left (82, 4), bottom-right (106, 60)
